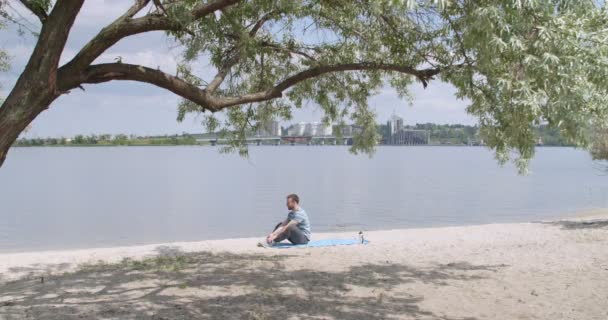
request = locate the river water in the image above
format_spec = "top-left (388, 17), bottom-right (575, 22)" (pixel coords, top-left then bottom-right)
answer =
top-left (0, 146), bottom-right (606, 252)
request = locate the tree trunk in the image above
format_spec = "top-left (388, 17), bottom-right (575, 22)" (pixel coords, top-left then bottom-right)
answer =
top-left (0, 0), bottom-right (84, 169)
top-left (0, 85), bottom-right (57, 168)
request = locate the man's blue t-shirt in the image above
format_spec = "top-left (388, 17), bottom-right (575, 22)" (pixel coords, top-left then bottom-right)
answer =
top-left (287, 208), bottom-right (311, 239)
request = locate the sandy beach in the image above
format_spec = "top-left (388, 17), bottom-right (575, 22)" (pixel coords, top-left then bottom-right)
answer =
top-left (1, 211), bottom-right (607, 319)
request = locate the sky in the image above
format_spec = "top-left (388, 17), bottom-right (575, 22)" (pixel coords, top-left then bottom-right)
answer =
top-left (0, 1), bottom-right (476, 138)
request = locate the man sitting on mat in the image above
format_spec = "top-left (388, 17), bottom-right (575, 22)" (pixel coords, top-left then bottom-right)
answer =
top-left (265, 194), bottom-right (311, 246)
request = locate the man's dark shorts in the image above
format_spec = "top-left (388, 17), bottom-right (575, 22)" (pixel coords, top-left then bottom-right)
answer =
top-left (273, 222), bottom-right (309, 245)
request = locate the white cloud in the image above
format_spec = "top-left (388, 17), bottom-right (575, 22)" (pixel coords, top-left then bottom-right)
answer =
top-left (22, 88), bottom-right (202, 138)
top-left (4, 44), bottom-right (34, 65)
top-left (73, 1), bottom-right (151, 28)
top-left (370, 85), bottom-right (475, 125)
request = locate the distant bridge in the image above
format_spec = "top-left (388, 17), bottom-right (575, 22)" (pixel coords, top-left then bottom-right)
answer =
top-left (196, 136), bottom-right (354, 146)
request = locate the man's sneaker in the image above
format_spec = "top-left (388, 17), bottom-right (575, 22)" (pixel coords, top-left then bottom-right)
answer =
top-left (257, 241), bottom-right (275, 248)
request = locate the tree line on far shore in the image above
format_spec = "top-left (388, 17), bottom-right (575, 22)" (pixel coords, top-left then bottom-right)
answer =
top-left (14, 124), bottom-right (572, 147)
top-left (376, 123), bottom-right (571, 146)
top-left (14, 134), bottom-right (198, 147)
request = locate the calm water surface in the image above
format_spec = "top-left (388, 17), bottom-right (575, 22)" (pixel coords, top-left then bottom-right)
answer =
top-left (0, 146), bottom-right (606, 252)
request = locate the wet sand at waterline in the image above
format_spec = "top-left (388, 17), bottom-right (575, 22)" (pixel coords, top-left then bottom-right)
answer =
top-left (1, 211), bottom-right (607, 319)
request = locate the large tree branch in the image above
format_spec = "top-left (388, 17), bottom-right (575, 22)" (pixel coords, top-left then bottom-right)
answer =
top-left (77, 63), bottom-right (218, 111)
top-left (16, 0), bottom-right (83, 93)
top-left (152, 0), bottom-right (168, 15)
top-left (206, 51), bottom-right (240, 94)
top-left (17, 0), bottom-right (48, 23)
top-left (275, 63), bottom-right (442, 93)
top-left (68, 62), bottom-right (443, 114)
top-left (59, 0), bottom-right (242, 75)
top-left (221, 63), bottom-right (443, 108)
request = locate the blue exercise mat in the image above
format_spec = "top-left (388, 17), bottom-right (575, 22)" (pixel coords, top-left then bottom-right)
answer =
top-left (273, 238), bottom-right (370, 249)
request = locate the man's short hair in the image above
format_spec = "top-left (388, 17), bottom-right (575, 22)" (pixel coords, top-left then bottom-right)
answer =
top-left (287, 194), bottom-right (299, 204)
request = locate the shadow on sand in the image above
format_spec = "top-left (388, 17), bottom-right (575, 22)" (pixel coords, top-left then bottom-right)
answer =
top-left (0, 246), bottom-right (503, 319)
top-left (545, 219), bottom-right (608, 230)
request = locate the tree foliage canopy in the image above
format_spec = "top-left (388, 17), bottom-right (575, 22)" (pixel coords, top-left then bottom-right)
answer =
top-left (0, 7), bottom-right (10, 89)
top-left (2, 0), bottom-right (608, 172)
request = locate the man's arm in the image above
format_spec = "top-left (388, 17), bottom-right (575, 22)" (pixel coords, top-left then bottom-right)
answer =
top-left (272, 218), bottom-right (290, 236)
top-left (283, 219), bottom-right (298, 230)
top-left (268, 219), bottom-right (298, 242)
